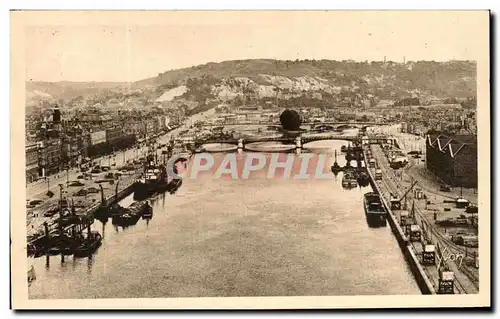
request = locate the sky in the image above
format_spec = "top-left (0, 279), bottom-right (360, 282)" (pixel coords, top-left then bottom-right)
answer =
top-left (23, 11), bottom-right (488, 82)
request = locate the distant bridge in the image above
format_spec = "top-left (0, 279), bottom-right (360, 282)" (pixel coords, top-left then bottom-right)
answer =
top-left (198, 121), bottom-right (387, 129)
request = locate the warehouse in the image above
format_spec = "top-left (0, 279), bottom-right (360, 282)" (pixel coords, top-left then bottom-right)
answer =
top-left (426, 134), bottom-right (477, 188)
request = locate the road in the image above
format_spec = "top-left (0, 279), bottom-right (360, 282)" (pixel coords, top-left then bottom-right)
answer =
top-left (369, 144), bottom-right (479, 294)
top-left (26, 145), bottom-right (151, 200)
top-left (368, 124), bottom-right (477, 205)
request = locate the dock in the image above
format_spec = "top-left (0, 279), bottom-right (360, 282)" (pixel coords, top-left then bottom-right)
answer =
top-left (364, 143), bottom-right (479, 294)
top-left (26, 166), bottom-right (142, 249)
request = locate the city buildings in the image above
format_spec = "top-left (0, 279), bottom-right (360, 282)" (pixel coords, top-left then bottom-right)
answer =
top-left (25, 106), bottom-right (176, 182)
top-left (25, 142), bottom-right (40, 183)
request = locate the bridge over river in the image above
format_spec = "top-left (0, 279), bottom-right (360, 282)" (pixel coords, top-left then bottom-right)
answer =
top-left (197, 133), bottom-right (397, 151)
top-left (198, 121), bottom-right (387, 129)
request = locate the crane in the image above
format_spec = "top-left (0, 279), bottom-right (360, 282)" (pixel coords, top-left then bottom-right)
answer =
top-left (390, 180), bottom-right (418, 210)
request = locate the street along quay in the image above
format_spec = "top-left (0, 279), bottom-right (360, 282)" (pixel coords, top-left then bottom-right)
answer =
top-left (364, 143), bottom-right (479, 294)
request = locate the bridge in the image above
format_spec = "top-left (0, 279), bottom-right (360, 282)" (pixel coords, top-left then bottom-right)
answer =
top-left (197, 133), bottom-right (397, 150)
top-left (197, 121), bottom-right (387, 129)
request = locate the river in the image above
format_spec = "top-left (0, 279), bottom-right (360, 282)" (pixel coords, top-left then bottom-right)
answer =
top-left (28, 139), bottom-right (420, 298)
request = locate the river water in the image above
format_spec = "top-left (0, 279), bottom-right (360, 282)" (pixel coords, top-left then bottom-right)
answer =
top-left (28, 140), bottom-right (420, 298)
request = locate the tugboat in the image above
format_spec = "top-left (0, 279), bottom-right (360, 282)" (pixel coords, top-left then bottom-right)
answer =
top-left (165, 151), bottom-right (187, 194)
top-left (356, 169), bottom-right (371, 187)
top-left (340, 145), bottom-right (348, 153)
top-left (331, 149), bottom-right (342, 175)
top-left (133, 154), bottom-right (169, 200)
top-left (142, 202), bottom-right (153, 219)
top-left (73, 231), bottom-right (102, 257)
top-left (363, 192), bottom-right (387, 226)
top-left (342, 169), bottom-right (358, 188)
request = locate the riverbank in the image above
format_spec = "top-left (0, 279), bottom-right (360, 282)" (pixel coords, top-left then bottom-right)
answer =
top-left (365, 144), bottom-right (478, 294)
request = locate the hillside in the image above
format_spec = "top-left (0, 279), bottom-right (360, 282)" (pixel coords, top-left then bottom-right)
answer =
top-left (138, 59), bottom-right (477, 100)
top-left (25, 81), bottom-right (128, 107)
top-left (25, 59), bottom-right (477, 110)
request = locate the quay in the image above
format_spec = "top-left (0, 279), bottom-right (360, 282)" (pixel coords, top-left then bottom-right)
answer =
top-left (364, 143), bottom-right (479, 294)
top-left (27, 167), bottom-right (142, 249)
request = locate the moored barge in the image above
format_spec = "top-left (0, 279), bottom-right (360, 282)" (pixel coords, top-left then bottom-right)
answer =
top-left (363, 192), bottom-right (387, 226)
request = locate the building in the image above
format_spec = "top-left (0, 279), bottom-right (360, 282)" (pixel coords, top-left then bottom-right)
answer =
top-left (426, 134), bottom-right (477, 188)
top-left (25, 143), bottom-right (40, 183)
top-left (38, 139), bottom-right (62, 177)
top-left (106, 127), bottom-right (123, 144)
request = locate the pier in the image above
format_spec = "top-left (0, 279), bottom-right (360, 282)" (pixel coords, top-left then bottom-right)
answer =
top-left (27, 163), bottom-right (143, 254)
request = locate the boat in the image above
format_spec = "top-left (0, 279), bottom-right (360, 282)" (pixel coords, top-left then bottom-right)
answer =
top-left (46, 246), bottom-right (61, 256)
top-left (133, 154), bottom-right (169, 200)
top-left (340, 145), bottom-right (348, 153)
top-left (112, 201), bottom-right (151, 226)
top-left (330, 149), bottom-right (343, 174)
top-left (128, 200), bottom-right (152, 216)
top-left (142, 210), bottom-right (153, 219)
top-left (356, 171), bottom-right (370, 187)
top-left (363, 192), bottom-right (387, 226)
top-left (73, 231), bottom-right (102, 257)
top-left (142, 203), bottom-right (153, 219)
top-left (342, 170), bottom-right (358, 188)
top-left (112, 212), bottom-right (141, 226)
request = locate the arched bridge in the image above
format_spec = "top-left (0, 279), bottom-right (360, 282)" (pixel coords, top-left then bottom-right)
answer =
top-left (197, 134), bottom-right (397, 149)
top-left (198, 121), bottom-right (387, 129)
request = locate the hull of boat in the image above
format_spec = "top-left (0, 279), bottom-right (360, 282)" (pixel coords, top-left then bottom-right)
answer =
top-left (73, 234), bottom-right (102, 257)
top-left (74, 241), bottom-right (102, 257)
top-left (133, 180), bottom-right (168, 200)
top-left (363, 194), bottom-right (387, 227)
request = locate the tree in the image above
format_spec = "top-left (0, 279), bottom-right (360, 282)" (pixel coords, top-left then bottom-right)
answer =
top-left (280, 109), bottom-right (302, 131)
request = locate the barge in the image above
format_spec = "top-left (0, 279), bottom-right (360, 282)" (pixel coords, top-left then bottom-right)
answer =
top-left (363, 192), bottom-right (387, 227)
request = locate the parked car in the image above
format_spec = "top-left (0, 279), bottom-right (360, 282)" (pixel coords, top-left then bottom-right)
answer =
top-left (86, 187), bottom-right (100, 194)
top-left (90, 169), bottom-right (101, 174)
top-left (43, 208), bottom-right (59, 217)
top-left (77, 175), bottom-right (84, 179)
top-left (104, 173), bottom-right (115, 179)
top-left (29, 199), bottom-right (43, 206)
top-left (68, 181), bottom-right (85, 187)
top-left (440, 185), bottom-right (452, 192)
top-left (74, 189), bottom-right (88, 197)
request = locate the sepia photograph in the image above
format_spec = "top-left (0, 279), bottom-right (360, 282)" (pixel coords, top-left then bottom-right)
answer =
top-left (10, 10), bottom-right (490, 309)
